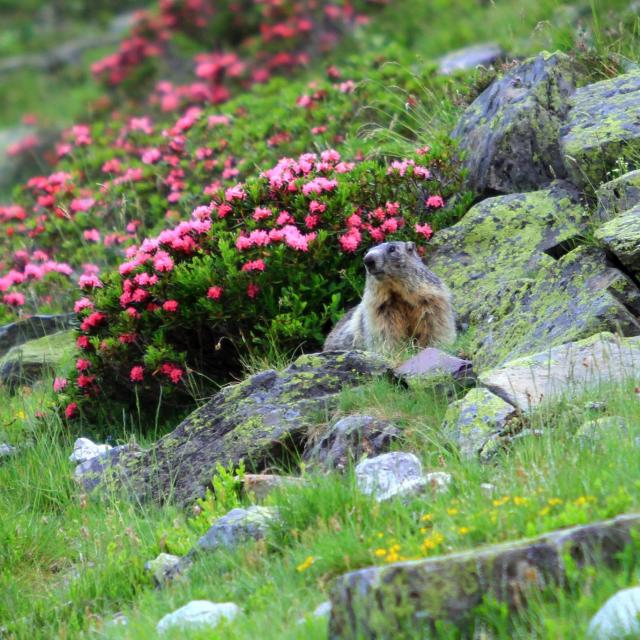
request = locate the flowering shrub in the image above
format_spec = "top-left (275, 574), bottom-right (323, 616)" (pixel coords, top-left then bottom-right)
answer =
top-left (58, 149), bottom-right (450, 418)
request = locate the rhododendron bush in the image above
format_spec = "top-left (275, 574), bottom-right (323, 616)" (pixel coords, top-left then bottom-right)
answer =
top-left (60, 150), bottom-right (448, 418)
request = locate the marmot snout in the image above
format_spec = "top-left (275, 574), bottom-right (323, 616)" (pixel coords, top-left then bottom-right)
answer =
top-left (324, 241), bottom-right (456, 353)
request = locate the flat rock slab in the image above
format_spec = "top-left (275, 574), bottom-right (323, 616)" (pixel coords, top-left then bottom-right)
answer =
top-left (597, 170), bottom-right (640, 218)
top-left (303, 415), bottom-right (399, 471)
top-left (355, 452), bottom-right (426, 502)
top-left (100, 351), bottom-right (396, 504)
top-left (0, 330), bottom-right (76, 387)
top-left (329, 513), bottom-right (640, 638)
top-left (452, 51), bottom-right (577, 195)
top-left (157, 601), bottom-right (240, 634)
top-left (395, 348), bottom-right (473, 381)
top-left (0, 314), bottom-right (74, 358)
top-left (438, 43), bottom-right (504, 75)
top-left (561, 70), bottom-right (640, 190)
top-left (478, 332), bottom-right (640, 410)
top-left (442, 388), bottom-right (517, 460)
top-left (594, 204), bottom-right (640, 276)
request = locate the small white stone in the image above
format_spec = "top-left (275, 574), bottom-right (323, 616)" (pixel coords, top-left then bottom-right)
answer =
top-left (69, 437), bottom-right (111, 464)
top-left (424, 471), bottom-right (452, 493)
top-left (313, 601), bottom-right (332, 618)
top-left (0, 443), bottom-right (17, 458)
top-left (157, 601), bottom-right (240, 634)
top-left (355, 452), bottom-right (426, 502)
top-left (480, 483), bottom-right (496, 495)
top-left (588, 586), bottom-right (640, 639)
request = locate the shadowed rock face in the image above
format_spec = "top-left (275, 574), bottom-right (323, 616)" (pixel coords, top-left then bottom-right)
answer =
top-left (329, 513), bottom-right (640, 639)
top-left (452, 51), bottom-right (578, 195)
top-left (89, 351), bottom-right (397, 505)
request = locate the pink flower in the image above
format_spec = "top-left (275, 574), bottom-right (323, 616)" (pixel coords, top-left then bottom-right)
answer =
top-left (247, 283), bottom-right (260, 299)
top-left (76, 358), bottom-right (91, 372)
top-left (83, 229), bottom-right (101, 243)
top-left (153, 251), bottom-right (174, 272)
top-left (53, 377), bottom-right (67, 392)
top-left (225, 184), bottom-right (246, 201)
top-left (80, 311), bottom-right (105, 332)
top-left (65, 402), bottom-right (78, 419)
top-left (241, 259), bottom-right (266, 272)
top-left (2, 292), bottom-right (25, 306)
top-left (207, 286), bottom-right (223, 300)
top-left (76, 336), bottom-right (90, 350)
top-left (162, 300), bottom-right (179, 312)
top-left (253, 207), bottom-right (272, 221)
top-left (70, 198), bottom-right (95, 213)
top-left (142, 148), bottom-right (162, 164)
top-left (426, 195), bottom-right (445, 208)
top-left (130, 366), bottom-right (144, 382)
top-left (415, 223), bottom-right (433, 239)
top-left (77, 374), bottom-right (96, 389)
top-left (74, 298), bottom-right (94, 313)
top-left (78, 274), bottom-right (103, 289)
top-left (339, 228), bottom-right (362, 252)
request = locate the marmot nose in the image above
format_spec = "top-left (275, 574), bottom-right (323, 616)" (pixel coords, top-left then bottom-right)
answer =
top-left (364, 255), bottom-right (376, 271)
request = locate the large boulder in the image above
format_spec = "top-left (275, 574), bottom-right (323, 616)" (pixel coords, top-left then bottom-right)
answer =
top-left (437, 43), bottom-right (504, 75)
top-left (0, 313), bottom-right (75, 358)
top-left (427, 181), bottom-right (589, 327)
top-left (0, 330), bottom-right (75, 387)
top-left (470, 245), bottom-right (640, 365)
top-left (355, 452), bottom-right (426, 502)
top-left (560, 70), bottom-right (640, 191)
top-left (303, 415), bottom-right (400, 471)
top-left (479, 333), bottom-right (640, 410)
top-left (329, 513), bottom-right (640, 639)
top-left (442, 388), bottom-right (517, 460)
top-left (588, 587), bottom-right (640, 639)
top-left (452, 51), bottom-right (577, 195)
top-left (594, 204), bottom-right (640, 277)
top-left (96, 351), bottom-right (396, 504)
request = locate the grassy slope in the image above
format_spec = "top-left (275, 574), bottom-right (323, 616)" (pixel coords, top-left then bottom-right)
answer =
top-left (2, 0), bottom-right (640, 638)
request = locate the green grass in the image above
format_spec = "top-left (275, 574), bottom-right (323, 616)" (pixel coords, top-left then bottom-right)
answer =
top-left (2, 368), bottom-right (640, 638)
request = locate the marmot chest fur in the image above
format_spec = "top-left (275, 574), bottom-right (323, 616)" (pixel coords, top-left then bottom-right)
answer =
top-left (323, 241), bottom-right (456, 352)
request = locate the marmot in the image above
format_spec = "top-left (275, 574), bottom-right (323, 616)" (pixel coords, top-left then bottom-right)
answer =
top-left (324, 241), bottom-right (456, 352)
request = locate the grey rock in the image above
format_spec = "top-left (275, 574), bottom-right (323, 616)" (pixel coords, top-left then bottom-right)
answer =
top-left (144, 553), bottom-right (181, 586)
top-left (470, 245), bottom-right (640, 366)
top-left (0, 313), bottom-right (74, 358)
top-left (74, 444), bottom-right (139, 492)
top-left (452, 51), bottom-right (577, 195)
top-left (576, 416), bottom-right (629, 441)
top-left (355, 452), bottom-right (426, 502)
top-left (442, 388), bottom-right (517, 461)
top-left (157, 601), bottom-right (240, 634)
top-left (424, 471), bottom-right (452, 493)
top-left (303, 415), bottom-right (400, 471)
top-left (438, 43), bottom-right (504, 75)
top-left (313, 601), bottom-right (332, 618)
top-left (594, 204), bottom-right (640, 277)
top-left (69, 437), bottom-right (111, 464)
top-left (597, 170), bottom-right (640, 219)
top-left (560, 70), bottom-right (640, 191)
top-left (0, 443), bottom-right (17, 459)
top-left (588, 586), bottom-right (640, 639)
top-left (99, 351), bottom-right (396, 504)
top-left (329, 513), bottom-right (640, 638)
top-left (394, 347), bottom-right (473, 381)
top-left (479, 333), bottom-right (640, 410)
top-left (196, 506), bottom-right (278, 552)
top-left (0, 330), bottom-right (76, 387)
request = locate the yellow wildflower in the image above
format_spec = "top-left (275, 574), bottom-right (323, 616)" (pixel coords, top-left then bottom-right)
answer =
top-left (547, 498), bottom-right (563, 506)
top-left (447, 508), bottom-right (459, 516)
top-left (15, 410), bottom-right (26, 420)
top-left (539, 507), bottom-right (550, 517)
top-left (374, 548), bottom-right (387, 558)
top-left (296, 556), bottom-right (315, 572)
top-left (513, 496), bottom-right (529, 506)
top-left (420, 513), bottom-right (433, 522)
top-left (492, 496), bottom-right (510, 507)
top-left (458, 527), bottom-right (471, 536)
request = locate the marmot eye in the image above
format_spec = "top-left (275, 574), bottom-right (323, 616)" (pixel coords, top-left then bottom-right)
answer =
top-left (387, 245), bottom-right (396, 254)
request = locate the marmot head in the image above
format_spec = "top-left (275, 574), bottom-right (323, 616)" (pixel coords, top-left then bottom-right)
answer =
top-left (363, 241), bottom-right (419, 280)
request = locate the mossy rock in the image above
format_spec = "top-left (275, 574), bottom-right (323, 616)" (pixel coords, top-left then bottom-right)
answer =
top-left (442, 388), bottom-right (517, 461)
top-left (0, 313), bottom-right (75, 358)
top-left (471, 245), bottom-right (640, 366)
top-left (560, 70), bottom-right (640, 191)
top-left (597, 169), bottom-right (640, 219)
top-left (0, 330), bottom-right (75, 387)
top-left (452, 51), bottom-right (578, 195)
top-left (594, 204), bottom-right (640, 277)
top-left (98, 351), bottom-right (397, 504)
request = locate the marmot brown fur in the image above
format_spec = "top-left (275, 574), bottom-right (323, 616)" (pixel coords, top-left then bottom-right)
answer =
top-left (324, 241), bottom-right (456, 352)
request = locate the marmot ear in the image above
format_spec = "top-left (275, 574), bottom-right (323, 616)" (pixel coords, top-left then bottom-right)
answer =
top-left (406, 241), bottom-right (416, 252)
